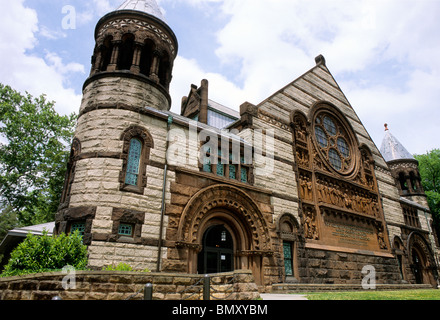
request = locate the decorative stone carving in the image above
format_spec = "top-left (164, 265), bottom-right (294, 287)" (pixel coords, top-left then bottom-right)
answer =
top-left (374, 221), bottom-right (388, 250)
top-left (292, 112), bottom-right (308, 144)
top-left (303, 205), bottom-right (319, 240)
top-left (176, 184), bottom-right (273, 252)
top-left (299, 172), bottom-right (313, 201)
top-left (278, 213), bottom-right (300, 242)
top-left (314, 175), bottom-right (380, 218)
top-left (98, 18), bottom-right (176, 57)
top-left (292, 102), bottom-right (391, 254)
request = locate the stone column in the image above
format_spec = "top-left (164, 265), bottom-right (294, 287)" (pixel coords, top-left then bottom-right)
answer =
top-left (130, 42), bottom-right (143, 74)
top-left (107, 40), bottom-right (121, 72)
top-left (149, 51), bottom-right (161, 83)
top-left (91, 46), bottom-right (103, 75)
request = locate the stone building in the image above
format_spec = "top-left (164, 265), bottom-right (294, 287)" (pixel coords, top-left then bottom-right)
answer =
top-left (55, 0), bottom-right (439, 289)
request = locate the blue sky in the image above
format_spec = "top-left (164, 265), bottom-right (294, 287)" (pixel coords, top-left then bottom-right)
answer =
top-left (1, 0), bottom-right (439, 155)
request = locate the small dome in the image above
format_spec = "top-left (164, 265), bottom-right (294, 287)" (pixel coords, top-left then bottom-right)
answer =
top-left (117, 0), bottom-right (166, 21)
top-left (380, 124), bottom-right (414, 162)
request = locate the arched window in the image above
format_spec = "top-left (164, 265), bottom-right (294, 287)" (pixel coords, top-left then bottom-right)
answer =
top-left (409, 171), bottom-right (418, 192)
top-left (125, 138), bottom-right (142, 186)
top-left (140, 39), bottom-right (155, 77)
top-left (399, 172), bottom-right (408, 191)
top-left (100, 35), bottom-right (114, 71)
top-left (120, 125), bottom-right (154, 194)
top-left (118, 33), bottom-right (135, 71)
top-left (158, 51), bottom-right (170, 87)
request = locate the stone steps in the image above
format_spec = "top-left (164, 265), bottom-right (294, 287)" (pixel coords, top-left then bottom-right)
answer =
top-left (272, 283), bottom-right (434, 293)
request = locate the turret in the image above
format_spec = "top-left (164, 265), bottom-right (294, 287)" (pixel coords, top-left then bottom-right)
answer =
top-left (82, 0), bottom-right (178, 112)
top-left (380, 124), bottom-right (426, 203)
top-left (55, 1), bottom-right (178, 271)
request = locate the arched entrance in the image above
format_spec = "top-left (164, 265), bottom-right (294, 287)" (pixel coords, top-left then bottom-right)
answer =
top-left (407, 232), bottom-right (438, 287)
top-left (411, 246), bottom-right (425, 284)
top-left (175, 184), bottom-right (274, 285)
top-left (198, 225), bottom-right (234, 274)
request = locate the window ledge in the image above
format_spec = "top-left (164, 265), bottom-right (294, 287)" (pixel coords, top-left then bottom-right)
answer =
top-left (120, 184), bottom-right (145, 195)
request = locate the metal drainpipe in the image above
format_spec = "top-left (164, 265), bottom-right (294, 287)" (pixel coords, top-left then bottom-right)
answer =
top-left (156, 115), bottom-right (173, 272)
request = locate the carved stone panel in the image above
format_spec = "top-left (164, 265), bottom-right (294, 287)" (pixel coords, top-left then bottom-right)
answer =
top-left (320, 208), bottom-right (388, 252)
top-left (291, 103), bottom-right (391, 254)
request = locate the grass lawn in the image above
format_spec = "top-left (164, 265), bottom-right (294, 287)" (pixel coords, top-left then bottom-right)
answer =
top-left (305, 289), bottom-right (440, 300)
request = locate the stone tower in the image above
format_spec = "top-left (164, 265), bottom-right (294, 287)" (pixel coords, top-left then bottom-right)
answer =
top-left (380, 124), bottom-right (427, 206)
top-left (381, 125), bottom-right (439, 286)
top-left (84, 0), bottom-right (177, 112)
top-left (55, 0), bottom-right (179, 270)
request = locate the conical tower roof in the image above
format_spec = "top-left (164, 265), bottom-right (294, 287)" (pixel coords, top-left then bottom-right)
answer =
top-left (380, 124), bottom-right (414, 162)
top-left (117, 0), bottom-right (165, 21)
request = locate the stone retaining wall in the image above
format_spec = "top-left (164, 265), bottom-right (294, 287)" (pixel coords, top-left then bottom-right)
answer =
top-left (0, 269), bottom-right (260, 301)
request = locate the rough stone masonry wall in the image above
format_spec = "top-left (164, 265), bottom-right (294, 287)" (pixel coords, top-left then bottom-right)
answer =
top-left (0, 270), bottom-right (260, 301)
top-left (298, 248), bottom-right (402, 285)
top-left (69, 106), bottom-right (173, 271)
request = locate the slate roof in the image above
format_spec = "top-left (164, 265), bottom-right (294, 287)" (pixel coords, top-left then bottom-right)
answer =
top-left (117, 0), bottom-right (165, 21)
top-left (380, 126), bottom-right (414, 162)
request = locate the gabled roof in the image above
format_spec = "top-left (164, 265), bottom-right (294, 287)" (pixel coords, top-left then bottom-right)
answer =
top-left (117, 0), bottom-right (165, 21)
top-left (380, 125), bottom-right (414, 162)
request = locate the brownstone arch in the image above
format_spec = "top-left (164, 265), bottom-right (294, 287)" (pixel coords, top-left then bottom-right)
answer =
top-left (407, 232), bottom-right (438, 287)
top-left (175, 184), bottom-right (273, 285)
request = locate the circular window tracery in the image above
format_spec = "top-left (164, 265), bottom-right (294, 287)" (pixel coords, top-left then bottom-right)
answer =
top-left (313, 110), bottom-right (355, 175)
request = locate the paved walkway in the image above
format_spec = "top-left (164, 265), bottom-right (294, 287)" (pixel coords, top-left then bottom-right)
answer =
top-left (260, 293), bottom-right (308, 300)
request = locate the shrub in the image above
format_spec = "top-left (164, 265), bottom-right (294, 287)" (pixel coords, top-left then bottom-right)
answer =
top-left (1, 230), bottom-right (88, 277)
top-left (102, 263), bottom-right (133, 272)
top-left (102, 263), bottom-right (150, 272)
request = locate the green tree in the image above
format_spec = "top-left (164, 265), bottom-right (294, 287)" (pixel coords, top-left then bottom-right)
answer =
top-left (0, 205), bottom-right (19, 242)
top-left (0, 84), bottom-right (76, 226)
top-left (0, 205), bottom-right (19, 265)
top-left (415, 149), bottom-right (440, 238)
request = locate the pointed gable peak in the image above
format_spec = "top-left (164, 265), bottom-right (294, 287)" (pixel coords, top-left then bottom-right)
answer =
top-left (117, 0), bottom-right (165, 21)
top-left (380, 124), bottom-right (414, 162)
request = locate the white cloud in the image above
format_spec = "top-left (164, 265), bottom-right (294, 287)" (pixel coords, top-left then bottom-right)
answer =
top-left (3, 0), bottom-right (437, 155)
top-left (169, 56), bottom-right (247, 113)
top-left (39, 26), bottom-right (67, 40)
top-left (44, 51), bottom-right (85, 75)
top-left (0, 0), bottom-right (84, 116)
top-left (167, 0), bottom-right (440, 154)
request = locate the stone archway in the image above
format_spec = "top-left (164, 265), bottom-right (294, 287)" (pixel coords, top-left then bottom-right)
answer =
top-left (175, 184), bottom-right (273, 285)
top-left (407, 232), bottom-right (438, 287)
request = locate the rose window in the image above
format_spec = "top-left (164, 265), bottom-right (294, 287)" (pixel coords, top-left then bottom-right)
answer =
top-left (314, 113), bottom-right (354, 174)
